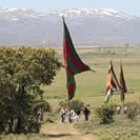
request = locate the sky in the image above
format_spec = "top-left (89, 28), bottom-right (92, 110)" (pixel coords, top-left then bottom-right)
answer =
top-left (0, 0), bottom-right (140, 16)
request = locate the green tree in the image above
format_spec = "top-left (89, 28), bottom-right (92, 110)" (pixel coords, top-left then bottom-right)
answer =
top-left (0, 47), bottom-right (61, 134)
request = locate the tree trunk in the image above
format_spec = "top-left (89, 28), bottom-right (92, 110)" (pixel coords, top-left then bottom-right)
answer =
top-left (15, 117), bottom-right (22, 133)
top-left (0, 121), bottom-right (4, 134)
top-left (15, 84), bottom-right (25, 133)
top-left (41, 107), bottom-right (44, 121)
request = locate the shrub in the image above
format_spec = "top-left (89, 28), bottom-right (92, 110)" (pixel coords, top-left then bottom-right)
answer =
top-left (124, 102), bottom-right (140, 120)
top-left (127, 107), bottom-right (137, 120)
top-left (124, 102), bottom-right (140, 109)
top-left (33, 101), bottom-right (52, 113)
top-left (59, 100), bottom-right (84, 112)
top-left (95, 105), bottom-right (115, 124)
top-left (69, 100), bottom-right (84, 112)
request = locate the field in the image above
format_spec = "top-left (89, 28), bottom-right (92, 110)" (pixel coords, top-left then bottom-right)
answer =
top-left (45, 46), bottom-right (140, 107)
top-left (2, 46), bottom-right (140, 140)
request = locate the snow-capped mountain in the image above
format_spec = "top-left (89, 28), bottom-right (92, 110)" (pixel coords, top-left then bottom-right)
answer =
top-left (0, 8), bottom-right (140, 46)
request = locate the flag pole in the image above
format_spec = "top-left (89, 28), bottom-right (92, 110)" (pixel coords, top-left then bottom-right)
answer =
top-left (120, 59), bottom-right (123, 105)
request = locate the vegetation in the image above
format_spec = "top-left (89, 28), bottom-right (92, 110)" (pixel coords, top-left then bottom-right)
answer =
top-left (95, 104), bottom-right (116, 124)
top-left (0, 47), bottom-right (61, 134)
top-left (0, 134), bottom-right (48, 140)
top-left (76, 115), bottom-right (140, 140)
top-left (124, 102), bottom-right (140, 120)
top-left (59, 99), bottom-right (84, 112)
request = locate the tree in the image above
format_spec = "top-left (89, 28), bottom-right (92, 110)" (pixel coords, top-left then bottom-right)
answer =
top-left (0, 47), bottom-right (61, 134)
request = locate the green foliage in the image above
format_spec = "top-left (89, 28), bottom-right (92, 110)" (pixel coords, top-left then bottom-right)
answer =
top-left (69, 100), bottom-right (84, 112)
top-left (59, 99), bottom-right (84, 112)
top-left (124, 102), bottom-right (140, 120)
top-left (0, 47), bottom-right (61, 134)
top-left (33, 100), bottom-right (52, 113)
top-left (0, 134), bottom-right (48, 140)
top-left (127, 108), bottom-right (137, 120)
top-left (95, 105), bottom-right (116, 124)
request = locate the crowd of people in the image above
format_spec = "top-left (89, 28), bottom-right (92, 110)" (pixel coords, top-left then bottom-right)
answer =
top-left (59, 105), bottom-right (91, 123)
top-left (116, 106), bottom-right (127, 115)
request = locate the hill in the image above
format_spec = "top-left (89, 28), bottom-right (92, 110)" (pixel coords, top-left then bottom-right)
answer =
top-left (0, 8), bottom-right (140, 46)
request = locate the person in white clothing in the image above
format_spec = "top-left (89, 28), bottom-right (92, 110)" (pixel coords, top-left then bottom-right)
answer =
top-left (69, 109), bottom-right (79, 123)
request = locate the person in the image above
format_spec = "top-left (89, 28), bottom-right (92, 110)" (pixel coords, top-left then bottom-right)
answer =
top-left (83, 105), bottom-right (90, 121)
top-left (37, 108), bottom-right (42, 123)
top-left (64, 108), bottom-right (69, 123)
top-left (124, 106), bottom-right (127, 114)
top-left (116, 106), bottom-right (121, 114)
top-left (120, 106), bottom-right (127, 115)
top-left (76, 109), bottom-right (81, 117)
top-left (69, 109), bottom-right (79, 123)
top-left (60, 107), bottom-right (65, 123)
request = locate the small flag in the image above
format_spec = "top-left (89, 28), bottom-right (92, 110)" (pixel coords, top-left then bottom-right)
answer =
top-left (120, 61), bottom-right (127, 101)
top-left (105, 61), bottom-right (120, 102)
top-left (62, 17), bottom-right (91, 100)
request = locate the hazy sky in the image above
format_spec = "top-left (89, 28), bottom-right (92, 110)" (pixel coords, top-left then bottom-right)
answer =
top-left (0, 0), bottom-right (140, 16)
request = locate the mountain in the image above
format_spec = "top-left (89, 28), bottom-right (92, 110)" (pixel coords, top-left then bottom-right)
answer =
top-left (0, 8), bottom-right (140, 46)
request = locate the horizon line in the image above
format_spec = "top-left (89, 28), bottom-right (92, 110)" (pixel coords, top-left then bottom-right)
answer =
top-left (0, 7), bottom-right (139, 17)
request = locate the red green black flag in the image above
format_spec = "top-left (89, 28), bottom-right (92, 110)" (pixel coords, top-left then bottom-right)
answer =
top-left (62, 17), bottom-right (91, 100)
top-left (105, 61), bottom-right (120, 102)
top-left (120, 61), bottom-right (127, 101)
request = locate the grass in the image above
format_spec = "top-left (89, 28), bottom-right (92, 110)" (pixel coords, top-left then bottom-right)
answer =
top-left (75, 115), bottom-right (140, 140)
top-left (0, 134), bottom-right (48, 140)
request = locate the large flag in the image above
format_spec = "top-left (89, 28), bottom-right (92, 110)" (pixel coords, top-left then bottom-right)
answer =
top-left (119, 61), bottom-right (127, 101)
top-left (105, 61), bottom-right (120, 102)
top-left (63, 17), bottom-right (91, 100)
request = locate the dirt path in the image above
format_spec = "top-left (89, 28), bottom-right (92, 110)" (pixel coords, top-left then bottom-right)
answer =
top-left (41, 122), bottom-right (99, 140)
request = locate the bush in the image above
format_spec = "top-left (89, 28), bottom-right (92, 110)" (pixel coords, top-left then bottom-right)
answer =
top-left (124, 102), bottom-right (140, 109)
top-left (95, 105), bottom-right (116, 124)
top-left (33, 101), bottom-right (52, 114)
top-left (59, 100), bottom-right (84, 112)
top-left (69, 100), bottom-right (84, 111)
top-left (127, 108), bottom-right (137, 120)
top-left (124, 102), bottom-right (140, 120)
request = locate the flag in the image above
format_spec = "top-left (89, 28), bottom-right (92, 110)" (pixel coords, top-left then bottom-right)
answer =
top-left (120, 61), bottom-right (127, 101)
top-left (105, 61), bottom-right (120, 102)
top-left (62, 17), bottom-right (91, 100)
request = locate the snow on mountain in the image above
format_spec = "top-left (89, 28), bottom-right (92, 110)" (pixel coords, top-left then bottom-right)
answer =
top-left (49, 8), bottom-right (135, 20)
top-left (0, 8), bottom-right (139, 46)
top-left (0, 8), bottom-right (40, 20)
top-left (0, 8), bottom-right (136, 20)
